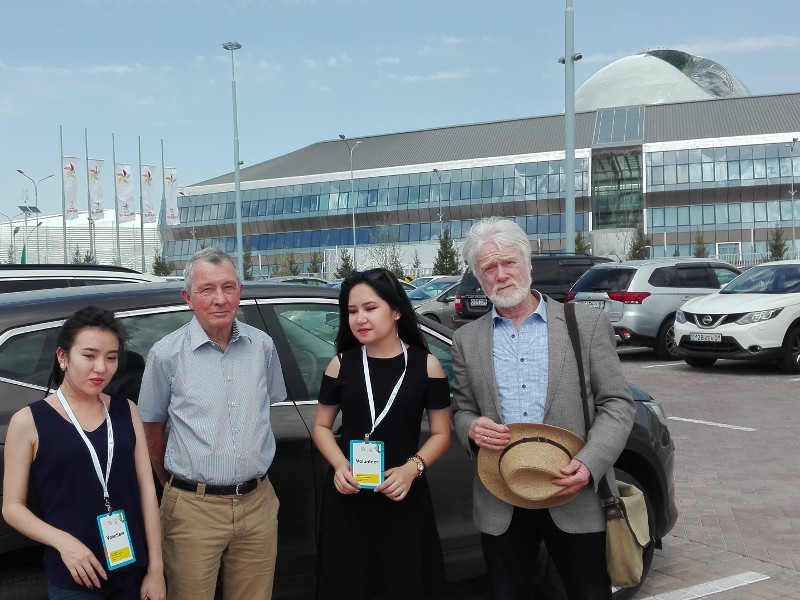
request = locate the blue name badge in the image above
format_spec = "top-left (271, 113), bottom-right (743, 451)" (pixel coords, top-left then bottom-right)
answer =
top-left (97, 510), bottom-right (136, 570)
top-left (350, 440), bottom-right (384, 489)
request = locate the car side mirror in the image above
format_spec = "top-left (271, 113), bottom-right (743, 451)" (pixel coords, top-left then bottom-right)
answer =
top-left (444, 295), bottom-right (455, 303)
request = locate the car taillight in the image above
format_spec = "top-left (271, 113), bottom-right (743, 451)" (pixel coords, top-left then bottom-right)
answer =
top-left (607, 292), bottom-right (651, 304)
top-left (564, 292), bottom-right (576, 302)
top-left (454, 294), bottom-right (462, 310)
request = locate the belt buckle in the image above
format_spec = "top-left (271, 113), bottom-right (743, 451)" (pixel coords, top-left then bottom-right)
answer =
top-left (235, 482), bottom-right (244, 496)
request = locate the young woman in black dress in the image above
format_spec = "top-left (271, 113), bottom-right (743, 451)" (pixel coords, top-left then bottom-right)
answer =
top-left (312, 269), bottom-right (452, 599)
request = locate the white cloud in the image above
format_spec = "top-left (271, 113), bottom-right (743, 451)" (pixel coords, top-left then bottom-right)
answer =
top-left (138, 97), bottom-right (156, 106)
top-left (376, 56), bottom-right (400, 66)
top-left (675, 35), bottom-right (800, 56)
top-left (258, 59), bottom-right (282, 72)
top-left (387, 70), bottom-right (470, 83)
top-left (440, 35), bottom-right (465, 46)
top-left (303, 53), bottom-right (351, 69)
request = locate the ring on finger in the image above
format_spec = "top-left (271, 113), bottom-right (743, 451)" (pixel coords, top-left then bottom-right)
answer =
top-left (483, 435), bottom-right (488, 442)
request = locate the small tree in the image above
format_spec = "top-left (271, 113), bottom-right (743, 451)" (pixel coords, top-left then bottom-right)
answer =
top-left (273, 250), bottom-right (300, 276)
top-left (768, 222), bottom-right (789, 261)
top-left (367, 218), bottom-right (405, 276)
top-left (243, 242), bottom-right (254, 281)
top-left (575, 230), bottom-right (590, 256)
top-left (6, 247), bottom-right (13, 264)
top-left (335, 248), bottom-right (354, 278)
top-left (692, 229), bottom-right (709, 258)
top-left (432, 227), bottom-right (461, 275)
top-left (71, 245), bottom-right (93, 265)
top-left (627, 224), bottom-right (650, 260)
top-left (308, 251), bottom-right (322, 275)
top-left (411, 249), bottom-right (422, 272)
top-left (152, 250), bottom-right (171, 276)
top-left (672, 247), bottom-right (681, 257)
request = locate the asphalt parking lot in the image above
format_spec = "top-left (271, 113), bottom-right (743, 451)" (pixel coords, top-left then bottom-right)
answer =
top-left (446, 346), bottom-right (800, 599)
top-left (620, 346), bottom-right (800, 600)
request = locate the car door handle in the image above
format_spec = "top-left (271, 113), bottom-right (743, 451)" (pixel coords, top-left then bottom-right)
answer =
top-left (680, 296), bottom-right (692, 301)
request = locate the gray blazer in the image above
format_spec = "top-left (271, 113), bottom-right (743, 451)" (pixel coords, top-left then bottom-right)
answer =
top-left (451, 297), bottom-right (635, 536)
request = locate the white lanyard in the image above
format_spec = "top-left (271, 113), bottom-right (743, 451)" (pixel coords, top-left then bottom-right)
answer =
top-left (361, 340), bottom-right (408, 441)
top-left (56, 388), bottom-right (114, 514)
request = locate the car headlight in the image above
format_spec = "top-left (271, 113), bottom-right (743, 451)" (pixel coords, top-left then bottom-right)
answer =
top-left (675, 310), bottom-right (686, 324)
top-left (736, 307), bottom-right (783, 325)
top-left (641, 401), bottom-right (668, 427)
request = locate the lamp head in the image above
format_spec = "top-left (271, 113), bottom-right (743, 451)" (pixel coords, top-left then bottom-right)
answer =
top-left (13, 227), bottom-right (19, 235)
top-left (339, 134), bottom-right (345, 140)
top-left (222, 41), bottom-right (242, 51)
top-left (16, 169), bottom-right (23, 174)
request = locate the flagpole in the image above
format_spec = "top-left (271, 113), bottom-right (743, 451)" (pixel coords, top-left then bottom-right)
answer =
top-left (84, 129), bottom-right (95, 263)
top-left (138, 136), bottom-right (145, 273)
top-left (60, 125), bottom-right (67, 262)
top-left (112, 133), bottom-right (121, 266)
top-left (160, 139), bottom-right (166, 262)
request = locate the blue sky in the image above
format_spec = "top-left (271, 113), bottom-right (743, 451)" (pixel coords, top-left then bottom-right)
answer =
top-left (2, 0), bottom-right (799, 222)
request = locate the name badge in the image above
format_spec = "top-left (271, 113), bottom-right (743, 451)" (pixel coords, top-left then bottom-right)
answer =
top-left (350, 440), bottom-right (384, 489)
top-left (97, 510), bottom-right (136, 570)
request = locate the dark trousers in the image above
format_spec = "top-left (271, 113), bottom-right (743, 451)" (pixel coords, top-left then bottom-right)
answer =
top-left (482, 507), bottom-right (611, 600)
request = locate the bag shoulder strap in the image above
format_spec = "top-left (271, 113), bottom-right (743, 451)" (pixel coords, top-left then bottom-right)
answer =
top-left (564, 303), bottom-right (614, 501)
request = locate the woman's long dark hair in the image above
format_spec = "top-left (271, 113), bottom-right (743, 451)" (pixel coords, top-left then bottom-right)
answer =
top-left (335, 268), bottom-right (428, 354)
top-left (45, 305), bottom-right (128, 394)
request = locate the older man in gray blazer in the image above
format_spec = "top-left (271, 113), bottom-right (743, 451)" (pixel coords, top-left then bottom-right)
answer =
top-left (452, 218), bottom-right (635, 600)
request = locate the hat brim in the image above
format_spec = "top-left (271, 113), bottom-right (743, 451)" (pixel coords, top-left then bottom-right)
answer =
top-left (478, 423), bottom-right (586, 509)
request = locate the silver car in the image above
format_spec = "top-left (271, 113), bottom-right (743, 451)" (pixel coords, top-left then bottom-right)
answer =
top-left (412, 281), bottom-right (460, 328)
top-left (566, 258), bottom-right (741, 359)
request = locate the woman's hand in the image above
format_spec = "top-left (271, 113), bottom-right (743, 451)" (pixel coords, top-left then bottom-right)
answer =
top-left (55, 532), bottom-right (107, 588)
top-left (140, 566), bottom-right (166, 600)
top-left (375, 461), bottom-right (417, 501)
top-left (333, 462), bottom-right (360, 495)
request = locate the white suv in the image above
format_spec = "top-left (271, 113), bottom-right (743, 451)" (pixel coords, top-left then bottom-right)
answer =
top-left (675, 260), bottom-right (800, 373)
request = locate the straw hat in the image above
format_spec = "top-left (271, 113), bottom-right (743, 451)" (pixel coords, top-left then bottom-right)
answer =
top-left (478, 423), bottom-right (586, 509)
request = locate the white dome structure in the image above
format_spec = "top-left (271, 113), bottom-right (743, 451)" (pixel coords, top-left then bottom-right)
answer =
top-left (575, 49), bottom-right (750, 112)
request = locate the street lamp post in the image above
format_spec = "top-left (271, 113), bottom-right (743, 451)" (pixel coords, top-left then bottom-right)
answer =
top-left (432, 169), bottom-right (444, 234)
top-left (24, 223), bottom-right (42, 262)
top-left (0, 212), bottom-right (22, 261)
top-left (339, 134), bottom-right (362, 270)
top-left (786, 138), bottom-right (798, 257)
top-left (223, 41), bottom-right (245, 281)
top-left (16, 170), bottom-right (53, 263)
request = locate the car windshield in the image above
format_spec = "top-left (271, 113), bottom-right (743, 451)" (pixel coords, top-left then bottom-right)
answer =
top-left (720, 264), bottom-right (800, 294)
top-left (570, 267), bottom-right (635, 292)
top-left (408, 280), bottom-right (456, 299)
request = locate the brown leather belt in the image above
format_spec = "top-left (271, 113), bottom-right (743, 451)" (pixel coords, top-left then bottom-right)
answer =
top-left (169, 475), bottom-right (264, 496)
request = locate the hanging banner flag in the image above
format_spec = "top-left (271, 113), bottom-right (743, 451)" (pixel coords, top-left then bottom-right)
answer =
top-left (63, 157), bottom-right (80, 220)
top-left (115, 163), bottom-right (135, 223)
top-left (164, 168), bottom-right (180, 226)
top-left (88, 159), bottom-right (105, 220)
top-left (140, 165), bottom-right (158, 223)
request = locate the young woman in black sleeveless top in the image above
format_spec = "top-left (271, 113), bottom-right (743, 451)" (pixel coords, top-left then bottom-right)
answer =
top-left (311, 269), bottom-right (452, 599)
top-left (2, 306), bottom-right (165, 600)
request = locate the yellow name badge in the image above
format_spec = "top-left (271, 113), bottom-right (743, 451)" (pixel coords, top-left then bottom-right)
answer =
top-left (350, 440), bottom-right (384, 489)
top-left (97, 510), bottom-right (136, 570)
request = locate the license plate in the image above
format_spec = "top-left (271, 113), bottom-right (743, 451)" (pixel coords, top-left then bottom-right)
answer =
top-left (580, 300), bottom-right (605, 309)
top-left (689, 333), bottom-right (722, 342)
top-left (470, 298), bottom-right (488, 307)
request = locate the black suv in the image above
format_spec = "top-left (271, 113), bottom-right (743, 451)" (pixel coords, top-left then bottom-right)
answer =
top-left (453, 254), bottom-right (613, 327)
top-left (0, 282), bottom-right (675, 600)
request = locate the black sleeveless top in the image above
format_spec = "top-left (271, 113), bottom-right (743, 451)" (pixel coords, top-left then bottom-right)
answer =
top-left (29, 396), bottom-right (148, 589)
top-left (319, 345), bottom-right (450, 469)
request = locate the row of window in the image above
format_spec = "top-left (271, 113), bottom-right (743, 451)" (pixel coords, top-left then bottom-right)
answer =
top-left (649, 200), bottom-right (800, 228)
top-left (164, 213), bottom-right (591, 260)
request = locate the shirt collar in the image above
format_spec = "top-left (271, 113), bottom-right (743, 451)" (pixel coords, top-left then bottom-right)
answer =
top-left (187, 316), bottom-right (247, 351)
top-left (491, 290), bottom-right (548, 325)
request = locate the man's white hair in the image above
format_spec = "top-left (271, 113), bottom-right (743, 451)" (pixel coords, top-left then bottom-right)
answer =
top-left (462, 217), bottom-right (532, 272)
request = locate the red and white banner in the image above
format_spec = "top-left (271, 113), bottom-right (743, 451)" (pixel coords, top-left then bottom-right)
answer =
top-left (115, 163), bottom-right (135, 223)
top-left (62, 157), bottom-right (80, 221)
top-left (88, 159), bottom-right (105, 220)
top-left (164, 168), bottom-right (180, 226)
top-left (140, 165), bottom-right (157, 223)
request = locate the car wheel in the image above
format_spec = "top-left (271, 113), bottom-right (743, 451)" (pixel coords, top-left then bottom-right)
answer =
top-left (654, 316), bottom-right (679, 361)
top-left (423, 313), bottom-right (441, 323)
top-left (778, 326), bottom-right (800, 374)
top-left (684, 356), bottom-right (716, 368)
top-left (533, 470), bottom-right (656, 600)
top-left (0, 567), bottom-right (47, 600)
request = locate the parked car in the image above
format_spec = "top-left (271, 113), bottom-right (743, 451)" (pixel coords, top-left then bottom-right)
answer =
top-left (0, 264), bottom-right (165, 294)
top-left (453, 254), bottom-right (613, 328)
top-left (566, 258), bottom-right (741, 360)
top-left (0, 282), bottom-right (677, 600)
top-left (407, 275), bottom-right (462, 301)
top-left (324, 277), bottom-right (416, 292)
top-left (675, 260), bottom-right (800, 372)
top-left (265, 275), bottom-right (329, 286)
top-left (412, 281), bottom-right (460, 327)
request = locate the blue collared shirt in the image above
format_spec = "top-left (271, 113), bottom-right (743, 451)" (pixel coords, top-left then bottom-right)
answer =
top-left (138, 317), bottom-right (287, 486)
top-left (492, 292), bottom-right (549, 424)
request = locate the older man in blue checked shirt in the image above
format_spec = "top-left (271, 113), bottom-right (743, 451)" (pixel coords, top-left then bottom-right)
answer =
top-left (139, 247), bottom-right (286, 600)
